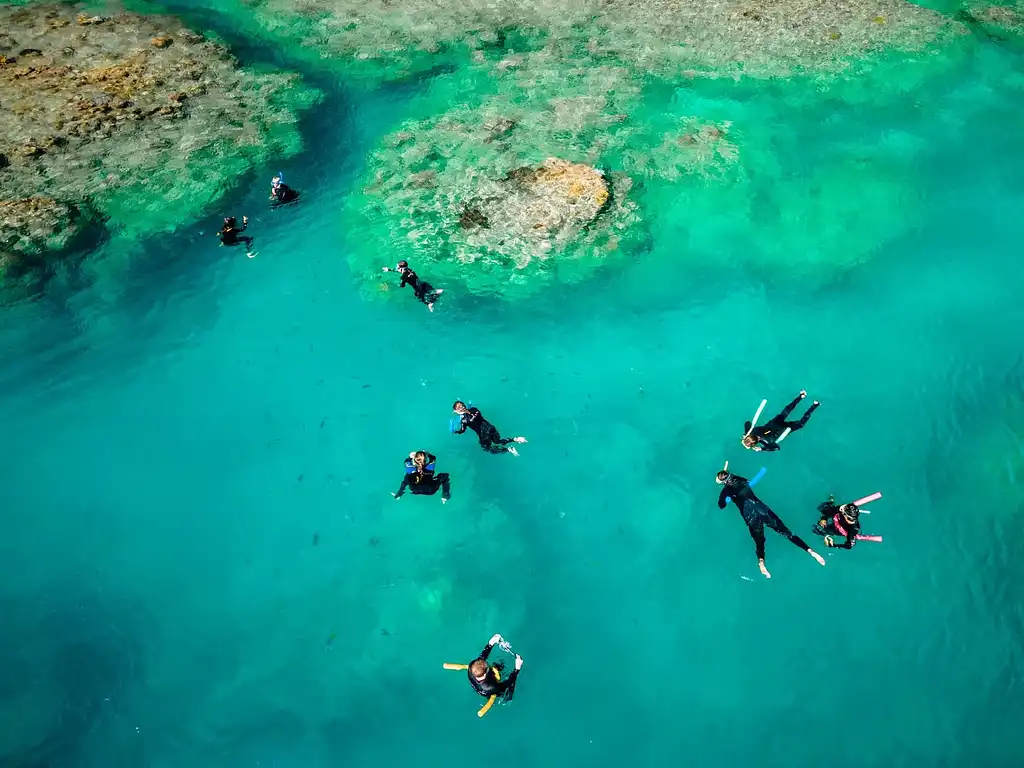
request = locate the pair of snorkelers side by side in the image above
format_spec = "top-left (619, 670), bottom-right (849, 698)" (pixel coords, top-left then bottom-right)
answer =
top-left (741, 390), bottom-right (820, 452)
top-left (452, 401), bottom-right (527, 456)
top-left (392, 450), bottom-right (451, 503)
top-left (443, 633), bottom-right (523, 718)
top-left (213, 173), bottom-right (302, 258)
top-left (716, 466), bottom-right (826, 579)
top-left (716, 467), bottom-right (884, 576)
top-left (382, 259), bottom-right (444, 311)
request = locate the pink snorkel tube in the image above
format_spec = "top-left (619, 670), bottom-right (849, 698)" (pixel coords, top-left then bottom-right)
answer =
top-left (836, 491), bottom-right (884, 542)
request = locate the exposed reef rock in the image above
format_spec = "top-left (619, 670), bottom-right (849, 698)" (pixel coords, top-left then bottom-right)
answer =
top-left (0, 2), bottom-right (319, 278)
top-left (456, 158), bottom-right (610, 267)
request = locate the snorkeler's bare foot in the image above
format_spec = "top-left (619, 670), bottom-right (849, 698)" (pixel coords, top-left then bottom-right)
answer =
top-left (813, 400), bottom-right (819, 406)
top-left (512, 436), bottom-right (527, 443)
top-left (427, 303), bottom-right (434, 312)
top-left (507, 446), bottom-right (519, 457)
top-left (810, 550), bottom-right (826, 566)
top-left (799, 390), bottom-right (807, 398)
top-left (759, 560), bottom-right (771, 579)
top-left (435, 289), bottom-right (444, 295)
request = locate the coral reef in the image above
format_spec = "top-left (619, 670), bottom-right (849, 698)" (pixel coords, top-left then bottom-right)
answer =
top-left (0, 198), bottom-right (93, 273)
top-left (344, 40), bottom-right (753, 298)
top-left (0, 2), bottom-right (319, 275)
top-left (346, 104), bottom-right (648, 299)
top-left (455, 157), bottom-right (611, 267)
top-left (231, 0), bottom-right (959, 81)
top-left (959, 2), bottom-right (1024, 41)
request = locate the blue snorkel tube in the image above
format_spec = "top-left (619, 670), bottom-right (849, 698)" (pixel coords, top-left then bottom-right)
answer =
top-left (725, 467), bottom-right (767, 505)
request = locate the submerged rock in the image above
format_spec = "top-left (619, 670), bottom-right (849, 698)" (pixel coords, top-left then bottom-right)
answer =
top-left (0, 2), bottom-right (318, 279)
top-left (0, 198), bottom-right (89, 259)
top-left (347, 108), bottom-right (646, 299)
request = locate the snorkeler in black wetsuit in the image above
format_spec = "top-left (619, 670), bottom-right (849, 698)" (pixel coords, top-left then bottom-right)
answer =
top-left (217, 216), bottom-right (253, 250)
top-left (443, 633), bottom-right (524, 717)
top-left (716, 469), bottom-right (825, 579)
top-left (813, 496), bottom-right (862, 550)
top-left (270, 175), bottom-right (299, 206)
top-left (468, 634), bottom-right (522, 699)
top-left (392, 451), bottom-right (451, 504)
top-left (382, 260), bottom-right (443, 311)
top-left (452, 401), bottom-right (527, 456)
top-left (741, 390), bottom-right (820, 452)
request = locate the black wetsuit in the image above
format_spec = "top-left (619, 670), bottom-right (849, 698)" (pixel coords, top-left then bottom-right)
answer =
top-left (218, 220), bottom-right (252, 248)
top-left (813, 500), bottom-right (859, 549)
top-left (469, 641), bottom-right (519, 701)
top-left (271, 183), bottom-right (299, 205)
top-left (718, 473), bottom-right (812, 561)
top-left (394, 454), bottom-right (451, 500)
top-left (455, 407), bottom-right (515, 454)
top-left (744, 393), bottom-right (819, 451)
top-left (396, 266), bottom-right (438, 305)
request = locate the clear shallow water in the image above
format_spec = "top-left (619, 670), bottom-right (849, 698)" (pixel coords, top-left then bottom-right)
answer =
top-left (2, 4), bottom-right (1024, 767)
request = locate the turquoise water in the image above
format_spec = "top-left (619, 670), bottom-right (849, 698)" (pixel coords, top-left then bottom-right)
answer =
top-left (3, 3), bottom-right (1024, 767)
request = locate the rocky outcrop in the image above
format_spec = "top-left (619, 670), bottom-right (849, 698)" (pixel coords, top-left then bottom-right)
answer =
top-left (456, 159), bottom-right (610, 266)
top-left (0, 2), bottom-right (318, 276)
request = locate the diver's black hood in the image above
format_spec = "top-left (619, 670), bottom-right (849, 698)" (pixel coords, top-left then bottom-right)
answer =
top-left (721, 472), bottom-right (747, 487)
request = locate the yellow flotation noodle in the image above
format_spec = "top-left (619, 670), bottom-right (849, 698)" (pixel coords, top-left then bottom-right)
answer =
top-left (442, 661), bottom-right (500, 717)
top-left (477, 667), bottom-right (500, 718)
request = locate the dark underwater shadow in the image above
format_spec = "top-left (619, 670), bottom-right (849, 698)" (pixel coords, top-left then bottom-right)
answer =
top-left (0, 587), bottom-right (149, 767)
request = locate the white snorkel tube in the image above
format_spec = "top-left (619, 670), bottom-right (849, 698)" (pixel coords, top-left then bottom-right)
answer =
top-left (744, 399), bottom-right (768, 438)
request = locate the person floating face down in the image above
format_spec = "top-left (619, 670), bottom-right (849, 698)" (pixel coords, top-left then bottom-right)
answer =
top-left (392, 451), bottom-right (451, 504)
top-left (716, 469), bottom-right (826, 579)
top-left (269, 175), bottom-right (299, 206)
top-left (452, 401), bottom-right (527, 456)
top-left (813, 496), bottom-right (862, 550)
top-left (443, 634), bottom-right (523, 718)
top-left (741, 390), bottom-right (820, 452)
top-left (217, 216), bottom-right (253, 249)
top-left (381, 260), bottom-right (444, 312)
